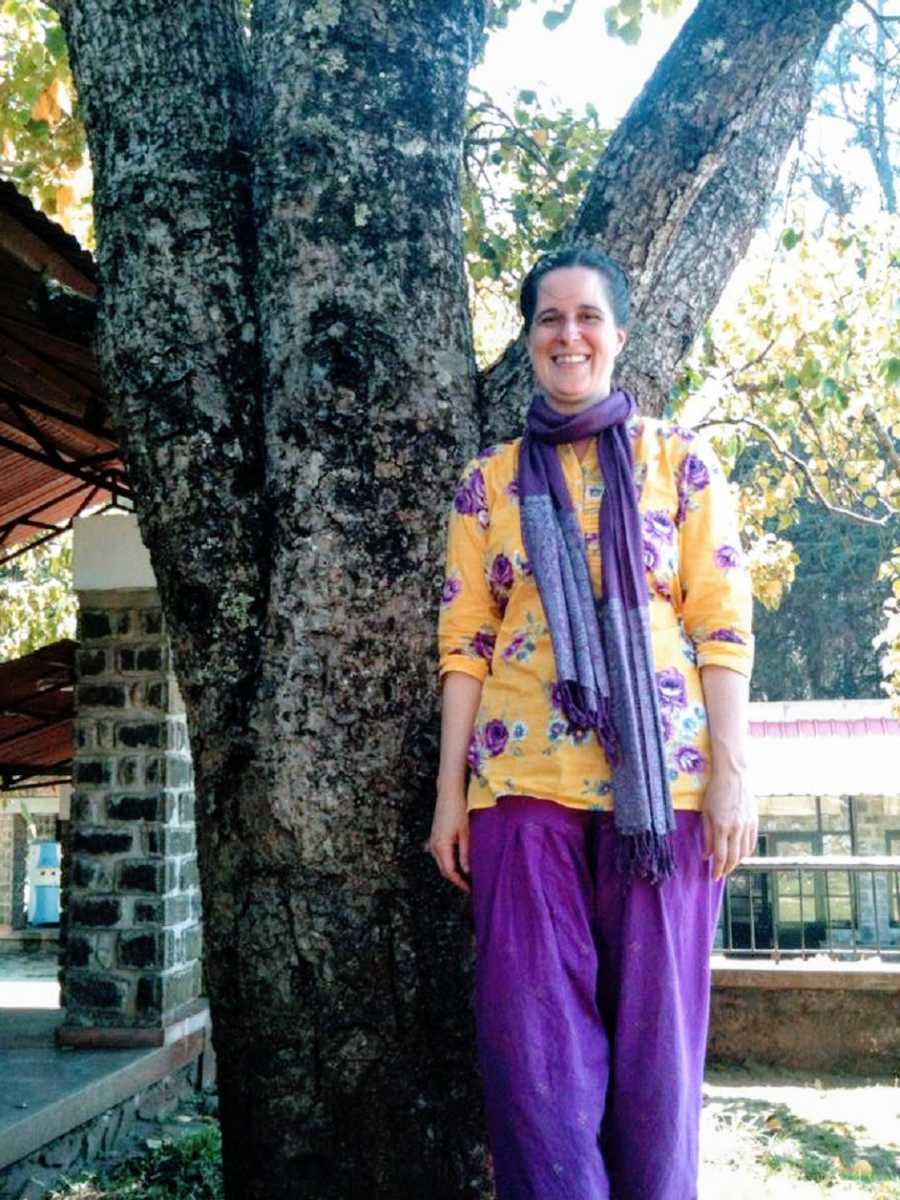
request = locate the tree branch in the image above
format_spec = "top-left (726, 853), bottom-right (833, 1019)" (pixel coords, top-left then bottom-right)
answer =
top-left (478, 0), bottom-right (853, 441)
top-left (697, 414), bottom-right (898, 527)
top-left (866, 404), bottom-right (900, 480)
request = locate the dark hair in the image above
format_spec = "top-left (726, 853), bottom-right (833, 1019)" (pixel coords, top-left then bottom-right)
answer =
top-left (519, 245), bottom-right (631, 332)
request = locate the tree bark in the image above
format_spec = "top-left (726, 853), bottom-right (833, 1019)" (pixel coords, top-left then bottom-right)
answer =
top-left (56, 0), bottom-right (855, 1197)
top-left (478, 0), bottom-right (852, 443)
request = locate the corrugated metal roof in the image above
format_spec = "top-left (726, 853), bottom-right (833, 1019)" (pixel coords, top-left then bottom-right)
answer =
top-left (0, 185), bottom-right (126, 560)
top-left (0, 640), bottom-right (74, 787)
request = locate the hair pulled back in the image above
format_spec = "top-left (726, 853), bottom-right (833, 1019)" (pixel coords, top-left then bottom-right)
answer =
top-left (519, 245), bottom-right (631, 332)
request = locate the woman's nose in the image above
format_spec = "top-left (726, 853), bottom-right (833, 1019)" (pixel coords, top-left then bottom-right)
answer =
top-left (557, 315), bottom-right (579, 342)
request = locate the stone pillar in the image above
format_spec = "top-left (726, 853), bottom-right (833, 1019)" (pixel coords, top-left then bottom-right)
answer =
top-left (0, 812), bottom-right (27, 929)
top-left (59, 514), bottom-right (202, 1046)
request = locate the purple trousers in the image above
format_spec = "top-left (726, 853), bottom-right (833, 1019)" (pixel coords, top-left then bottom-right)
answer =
top-left (470, 796), bottom-right (723, 1200)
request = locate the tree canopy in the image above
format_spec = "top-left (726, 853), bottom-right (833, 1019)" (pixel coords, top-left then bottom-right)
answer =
top-left (3, 0), bottom-right (896, 701)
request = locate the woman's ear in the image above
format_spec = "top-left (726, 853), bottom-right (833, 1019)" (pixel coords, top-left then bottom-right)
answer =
top-left (615, 326), bottom-right (628, 354)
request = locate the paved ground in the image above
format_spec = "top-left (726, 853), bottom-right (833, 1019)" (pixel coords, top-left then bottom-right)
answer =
top-left (0, 948), bottom-right (59, 1009)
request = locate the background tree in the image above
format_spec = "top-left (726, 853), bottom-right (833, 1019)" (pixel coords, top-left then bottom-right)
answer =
top-left (1, 1), bottom-right (865, 1196)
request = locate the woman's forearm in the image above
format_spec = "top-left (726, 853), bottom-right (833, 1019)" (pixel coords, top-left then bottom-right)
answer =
top-left (700, 663), bottom-right (749, 774)
top-left (699, 663), bottom-right (756, 878)
top-left (437, 671), bottom-right (483, 794)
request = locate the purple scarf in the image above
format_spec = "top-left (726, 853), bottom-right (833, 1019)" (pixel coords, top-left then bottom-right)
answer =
top-left (519, 390), bottom-right (675, 882)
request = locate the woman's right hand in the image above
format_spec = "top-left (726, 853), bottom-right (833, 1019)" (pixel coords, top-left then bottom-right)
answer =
top-left (427, 787), bottom-right (471, 894)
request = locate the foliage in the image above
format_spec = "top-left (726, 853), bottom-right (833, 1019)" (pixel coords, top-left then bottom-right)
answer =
top-left (49, 1126), bottom-right (223, 1200)
top-left (463, 87), bottom-right (610, 363)
top-left (676, 210), bottom-right (900, 701)
top-left (750, 500), bottom-right (893, 700)
top-left (0, 0), bottom-right (91, 240)
top-left (0, 535), bottom-right (77, 662)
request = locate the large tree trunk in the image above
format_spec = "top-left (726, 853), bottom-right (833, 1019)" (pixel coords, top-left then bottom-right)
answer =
top-left (56, 0), bottom-right (852, 1197)
top-left (479, 0), bottom-right (851, 442)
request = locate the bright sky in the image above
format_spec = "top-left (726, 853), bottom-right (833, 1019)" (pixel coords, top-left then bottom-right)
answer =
top-left (474, 2), bottom-right (698, 125)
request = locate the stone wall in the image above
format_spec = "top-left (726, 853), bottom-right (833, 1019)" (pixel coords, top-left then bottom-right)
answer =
top-left (62, 589), bottom-right (202, 1032)
top-left (0, 814), bottom-right (27, 929)
top-left (709, 963), bottom-right (900, 1074)
top-left (0, 1062), bottom-right (204, 1200)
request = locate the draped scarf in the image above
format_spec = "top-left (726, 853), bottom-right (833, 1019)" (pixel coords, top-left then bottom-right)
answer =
top-left (518, 390), bottom-right (675, 882)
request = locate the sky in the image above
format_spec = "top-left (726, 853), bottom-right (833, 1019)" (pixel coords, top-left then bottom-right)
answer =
top-left (473, 2), bottom-right (697, 127)
top-left (473, 0), bottom-right (884, 213)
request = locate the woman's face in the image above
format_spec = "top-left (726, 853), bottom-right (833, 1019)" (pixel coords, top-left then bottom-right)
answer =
top-left (527, 266), bottom-right (627, 413)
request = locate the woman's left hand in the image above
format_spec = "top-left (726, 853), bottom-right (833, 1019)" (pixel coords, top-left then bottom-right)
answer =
top-left (701, 761), bottom-right (757, 882)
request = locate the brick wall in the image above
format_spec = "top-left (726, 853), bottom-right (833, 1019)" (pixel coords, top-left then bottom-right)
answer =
top-left (62, 589), bottom-right (202, 1030)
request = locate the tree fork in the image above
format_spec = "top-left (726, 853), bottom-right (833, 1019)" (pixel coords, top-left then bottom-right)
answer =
top-left (479, 0), bottom-right (852, 440)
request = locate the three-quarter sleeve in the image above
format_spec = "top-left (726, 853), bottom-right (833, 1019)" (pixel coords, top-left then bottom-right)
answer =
top-left (438, 457), bottom-right (502, 684)
top-left (676, 436), bottom-right (755, 678)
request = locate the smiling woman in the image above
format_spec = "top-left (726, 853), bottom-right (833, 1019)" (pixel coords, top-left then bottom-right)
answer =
top-left (526, 265), bottom-right (627, 413)
top-left (429, 244), bottom-right (757, 1199)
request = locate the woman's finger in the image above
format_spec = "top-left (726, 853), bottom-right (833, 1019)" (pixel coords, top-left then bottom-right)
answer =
top-left (433, 839), bottom-right (470, 894)
top-left (702, 810), bottom-right (714, 860)
top-left (712, 825), bottom-right (729, 881)
top-left (458, 824), bottom-right (470, 877)
top-left (723, 827), bottom-right (743, 878)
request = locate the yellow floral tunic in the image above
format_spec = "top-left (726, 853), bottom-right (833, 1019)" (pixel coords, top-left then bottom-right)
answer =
top-left (438, 416), bottom-right (754, 813)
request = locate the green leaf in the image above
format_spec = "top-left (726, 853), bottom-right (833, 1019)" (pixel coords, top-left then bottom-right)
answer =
top-left (832, 317), bottom-right (848, 334)
top-left (782, 228), bottom-right (802, 251)
top-left (620, 0), bottom-right (642, 15)
top-left (44, 25), bottom-right (67, 59)
top-left (619, 18), bottom-right (641, 43)
top-left (518, 89), bottom-right (537, 105)
top-left (784, 373), bottom-right (801, 392)
top-left (820, 377), bottom-right (839, 399)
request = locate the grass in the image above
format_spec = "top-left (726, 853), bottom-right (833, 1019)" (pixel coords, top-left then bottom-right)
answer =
top-left (49, 1124), bottom-right (223, 1200)
top-left (701, 1063), bottom-right (900, 1198)
top-left (50, 1067), bottom-right (900, 1198)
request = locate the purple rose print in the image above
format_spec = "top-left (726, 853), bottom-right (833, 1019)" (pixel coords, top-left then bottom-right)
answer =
top-left (682, 454), bottom-right (710, 490)
top-left (483, 719), bottom-right (509, 757)
top-left (440, 575), bottom-right (461, 607)
top-left (656, 667), bottom-right (687, 709)
top-left (549, 681), bottom-right (564, 710)
top-left (643, 540), bottom-right (660, 571)
top-left (714, 545), bottom-right (741, 570)
top-left (490, 553), bottom-right (515, 590)
top-left (676, 453), bottom-right (710, 524)
top-left (670, 425), bottom-right (694, 443)
top-left (660, 711), bottom-right (674, 743)
top-left (489, 553), bottom-right (515, 615)
top-left (454, 466), bottom-right (488, 526)
top-left (707, 628), bottom-right (746, 645)
top-left (505, 480), bottom-right (520, 499)
top-left (471, 629), bottom-right (496, 662)
top-left (674, 745), bottom-right (707, 775)
top-left (643, 510), bottom-right (675, 543)
top-left (502, 633), bottom-right (525, 660)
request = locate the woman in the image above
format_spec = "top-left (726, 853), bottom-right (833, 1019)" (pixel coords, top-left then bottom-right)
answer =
top-left (428, 246), bottom-right (756, 1200)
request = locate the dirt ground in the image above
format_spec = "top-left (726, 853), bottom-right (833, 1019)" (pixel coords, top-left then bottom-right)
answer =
top-left (701, 1062), bottom-right (900, 1198)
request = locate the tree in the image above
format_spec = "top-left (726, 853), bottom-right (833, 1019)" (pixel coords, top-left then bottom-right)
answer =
top-left (24, 0), bottom-right (855, 1195)
top-left (0, 535), bottom-right (76, 662)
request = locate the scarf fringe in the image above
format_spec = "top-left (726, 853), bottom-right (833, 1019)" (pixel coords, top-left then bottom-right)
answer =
top-left (558, 680), bottom-right (620, 766)
top-left (614, 829), bottom-right (676, 886)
